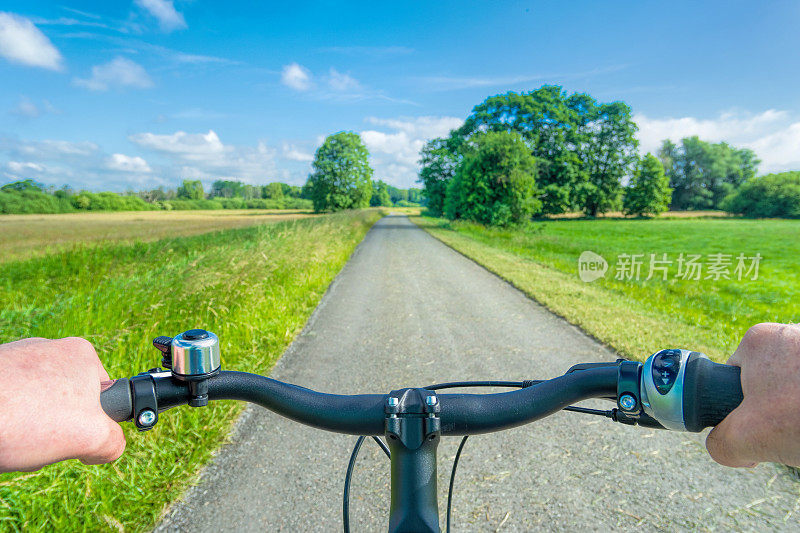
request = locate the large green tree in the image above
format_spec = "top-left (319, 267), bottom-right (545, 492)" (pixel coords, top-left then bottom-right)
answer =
top-left (418, 137), bottom-right (460, 216)
top-left (455, 85), bottom-right (638, 215)
top-left (370, 180), bottom-right (392, 207)
top-left (444, 131), bottom-right (540, 226)
top-left (658, 137), bottom-right (759, 210)
top-left (210, 180), bottom-right (244, 198)
top-left (177, 179), bottom-right (204, 199)
top-left (263, 182), bottom-right (285, 199)
top-left (306, 132), bottom-right (373, 213)
top-left (623, 154), bottom-right (672, 217)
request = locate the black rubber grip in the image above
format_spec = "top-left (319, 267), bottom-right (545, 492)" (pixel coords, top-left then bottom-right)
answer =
top-left (100, 378), bottom-right (133, 422)
top-left (682, 355), bottom-right (743, 432)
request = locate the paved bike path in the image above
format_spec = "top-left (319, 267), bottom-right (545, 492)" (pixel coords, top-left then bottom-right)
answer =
top-left (157, 215), bottom-right (798, 532)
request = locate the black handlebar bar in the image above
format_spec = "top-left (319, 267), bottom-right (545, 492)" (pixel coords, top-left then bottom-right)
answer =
top-left (101, 367), bottom-right (620, 436)
top-left (101, 360), bottom-right (743, 435)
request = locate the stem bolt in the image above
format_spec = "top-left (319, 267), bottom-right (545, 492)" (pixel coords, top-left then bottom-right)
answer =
top-left (619, 394), bottom-right (637, 411)
top-left (387, 397), bottom-right (399, 407)
top-left (138, 409), bottom-right (157, 426)
top-left (425, 396), bottom-right (438, 406)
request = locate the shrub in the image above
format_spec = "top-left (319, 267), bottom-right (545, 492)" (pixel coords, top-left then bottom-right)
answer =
top-left (722, 172), bottom-right (800, 218)
top-left (0, 189), bottom-right (73, 214)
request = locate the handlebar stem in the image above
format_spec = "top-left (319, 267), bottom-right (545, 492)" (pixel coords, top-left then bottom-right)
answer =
top-left (385, 388), bottom-right (442, 533)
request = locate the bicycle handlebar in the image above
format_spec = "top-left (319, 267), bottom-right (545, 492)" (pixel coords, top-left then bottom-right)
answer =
top-left (101, 354), bottom-right (742, 435)
top-left (99, 331), bottom-right (745, 533)
top-left (100, 366), bottom-right (619, 436)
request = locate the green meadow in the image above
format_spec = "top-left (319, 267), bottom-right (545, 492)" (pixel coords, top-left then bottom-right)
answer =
top-left (414, 216), bottom-right (800, 362)
top-left (0, 209), bottom-right (382, 531)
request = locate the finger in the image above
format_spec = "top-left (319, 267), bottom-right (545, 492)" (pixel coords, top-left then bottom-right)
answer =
top-left (95, 362), bottom-right (110, 382)
top-left (726, 349), bottom-right (742, 367)
top-left (78, 420), bottom-right (126, 465)
top-left (0, 337), bottom-right (50, 352)
top-left (705, 407), bottom-right (759, 468)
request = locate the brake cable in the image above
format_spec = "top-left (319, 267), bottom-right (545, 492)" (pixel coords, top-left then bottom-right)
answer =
top-left (341, 379), bottom-right (616, 532)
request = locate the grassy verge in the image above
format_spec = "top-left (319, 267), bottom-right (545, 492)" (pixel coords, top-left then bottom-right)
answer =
top-left (0, 209), bottom-right (383, 531)
top-left (413, 216), bottom-right (800, 362)
top-left (0, 209), bottom-right (315, 263)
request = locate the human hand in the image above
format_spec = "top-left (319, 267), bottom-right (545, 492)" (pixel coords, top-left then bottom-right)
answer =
top-left (706, 323), bottom-right (800, 467)
top-left (0, 337), bottom-right (126, 472)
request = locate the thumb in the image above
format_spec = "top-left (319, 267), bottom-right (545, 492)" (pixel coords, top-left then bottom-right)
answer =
top-left (705, 405), bottom-right (759, 468)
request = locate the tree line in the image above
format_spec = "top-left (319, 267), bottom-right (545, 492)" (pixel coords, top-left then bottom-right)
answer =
top-left (418, 85), bottom-right (800, 224)
top-left (0, 169), bottom-right (422, 214)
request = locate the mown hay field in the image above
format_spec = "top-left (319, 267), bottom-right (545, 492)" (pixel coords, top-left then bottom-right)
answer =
top-left (0, 209), bottom-right (315, 263)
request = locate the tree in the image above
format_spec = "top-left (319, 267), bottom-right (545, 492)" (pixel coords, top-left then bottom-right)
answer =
top-left (580, 101), bottom-right (639, 215)
top-left (658, 137), bottom-right (759, 210)
top-left (210, 180), bottom-right (244, 198)
top-left (418, 137), bottom-right (459, 216)
top-left (721, 171), bottom-right (800, 218)
top-left (623, 154), bottom-right (672, 217)
top-left (444, 131), bottom-right (540, 226)
top-left (177, 179), bottom-right (205, 199)
top-left (1, 179), bottom-right (44, 192)
top-left (454, 85), bottom-right (638, 215)
top-left (386, 184), bottom-right (408, 204)
top-left (407, 188), bottom-right (423, 204)
top-left (370, 180), bottom-right (392, 207)
top-left (263, 182), bottom-right (285, 199)
top-left (306, 132), bottom-right (373, 213)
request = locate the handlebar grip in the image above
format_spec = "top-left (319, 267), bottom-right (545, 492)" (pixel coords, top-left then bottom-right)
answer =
top-left (682, 356), bottom-right (743, 432)
top-left (100, 379), bottom-right (133, 422)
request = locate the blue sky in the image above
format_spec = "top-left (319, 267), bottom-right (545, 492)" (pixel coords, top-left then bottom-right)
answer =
top-left (1, 1), bottom-right (799, 191)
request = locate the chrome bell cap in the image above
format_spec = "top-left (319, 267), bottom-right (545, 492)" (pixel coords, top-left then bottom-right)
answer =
top-left (171, 329), bottom-right (221, 377)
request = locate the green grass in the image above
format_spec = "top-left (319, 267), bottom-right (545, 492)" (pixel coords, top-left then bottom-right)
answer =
top-left (413, 216), bottom-right (800, 362)
top-left (0, 209), bottom-right (383, 531)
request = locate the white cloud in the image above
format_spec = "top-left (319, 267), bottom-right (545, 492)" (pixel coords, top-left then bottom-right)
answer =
top-left (129, 129), bottom-right (277, 183)
top-left (135, 0), bottom-right (187, 32)
top-left (0, 12), bottom-right (63, 70)
top-left (129, 130), bottom-right (226, 159)
top-left (281, 63), bottom-right (313, 91)
top-left (328, 68), bottom-right (360, 91)
top-left (10, 96), bottom-right (40, 118)
top-left (282, 142), bottom-right (314, 162)
top-left (635, 109), bottom-right (800, 174)
top-left (107, 153), bottom-right (151, 173)
top-left (0, 137), bottom-right (161, 190)
top-left (360, 116), bottom-right (463, 187)
top-left (1, 138), bottom-right (99, 159)
top-left (73, 56), bottom-right (153, 91)
top-left (9, 96), bottom-right (59, 118)
top-left (7, 160), bottom-right (45, 173)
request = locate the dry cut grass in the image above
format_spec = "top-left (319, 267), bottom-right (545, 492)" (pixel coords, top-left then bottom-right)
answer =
top-left (0, 209), bottom-right (314, 262)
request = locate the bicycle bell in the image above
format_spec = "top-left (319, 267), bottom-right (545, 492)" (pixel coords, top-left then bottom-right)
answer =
top-left (170, 329), bottom-right (221, 379)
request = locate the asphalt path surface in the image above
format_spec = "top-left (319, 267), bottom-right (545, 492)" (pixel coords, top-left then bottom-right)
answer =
top-left (157, 214), bottom-right (798, 532)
